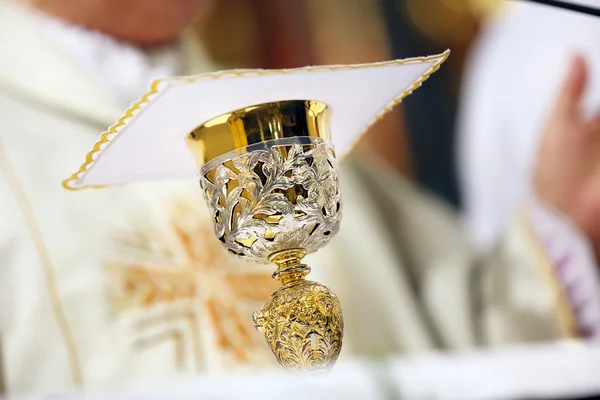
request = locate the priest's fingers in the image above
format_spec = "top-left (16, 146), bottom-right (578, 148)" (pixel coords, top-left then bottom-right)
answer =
top-left (577, 182), bottom-right (600, 258)
top-left (554, 54), bottom-right (588, 119)
top-left (584, 114), bottom-right (600, 138)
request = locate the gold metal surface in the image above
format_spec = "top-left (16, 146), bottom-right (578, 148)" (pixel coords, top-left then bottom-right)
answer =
top-left (269, 248), bottom-right (307, 270)
top-left (194, 137), bottom-right (341, 263)
top-left (188, 102), bottom-right (344, 372)
top-left (253, 248), bottom-right (344, 372)
top-left (187, 100), bottom-right (330, 166)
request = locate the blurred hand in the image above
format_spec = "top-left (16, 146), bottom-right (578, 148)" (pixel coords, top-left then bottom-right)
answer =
top-left (534, 55), bottom-right (600, 258)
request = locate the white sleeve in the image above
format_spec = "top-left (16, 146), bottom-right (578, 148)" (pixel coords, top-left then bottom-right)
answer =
top-left (456, 16), bottom-right (521, 253)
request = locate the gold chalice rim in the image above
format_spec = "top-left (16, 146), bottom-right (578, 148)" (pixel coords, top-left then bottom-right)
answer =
top-left (186, 100), bottom-right (331, 168)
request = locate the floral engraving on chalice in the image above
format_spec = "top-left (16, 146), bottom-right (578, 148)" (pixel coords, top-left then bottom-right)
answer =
top-left (200, 138), bottom-right (342, 262)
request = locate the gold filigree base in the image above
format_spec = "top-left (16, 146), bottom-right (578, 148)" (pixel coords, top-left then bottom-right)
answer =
top-left (253, 249), bottom-right (344, 372)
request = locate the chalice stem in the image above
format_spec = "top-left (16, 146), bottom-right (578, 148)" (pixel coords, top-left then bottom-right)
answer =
top-left (270, 248), bottom-right (311, 284)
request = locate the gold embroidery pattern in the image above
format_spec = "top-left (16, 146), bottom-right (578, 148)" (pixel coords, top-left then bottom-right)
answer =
top-left (106, 196), bottom-right (278, 369)
top-left (62, 50), bottom-right (450, 190)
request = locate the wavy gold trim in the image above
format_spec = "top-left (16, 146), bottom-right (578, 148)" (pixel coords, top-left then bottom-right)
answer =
top-left (518, 210), bottom-right (580, 339)
top-left (0, 139), bottom-right (84, 387)
top-left (62, 50), bottom-right (450, 191)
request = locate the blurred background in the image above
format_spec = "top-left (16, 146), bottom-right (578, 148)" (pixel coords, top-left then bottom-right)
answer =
top-left (196, 0), bottom-right (500, 209)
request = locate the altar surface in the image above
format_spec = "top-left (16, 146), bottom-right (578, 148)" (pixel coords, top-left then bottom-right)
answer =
top-left (16, 342), bottom-right (600, 400)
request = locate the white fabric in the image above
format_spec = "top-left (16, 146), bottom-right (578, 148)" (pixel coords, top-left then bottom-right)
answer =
top-left (391, 341), bottom-right (600, 400)
top-left (457, 0), bottom-right (600, 251)
top-left (33, 10), bottom-right (183, 108)
top-left (12, 343), bottom-right (600, 400)
top-left (0, 2), bottom-right (241, 394)
top-left (64, 53), bottom-right (448, 189)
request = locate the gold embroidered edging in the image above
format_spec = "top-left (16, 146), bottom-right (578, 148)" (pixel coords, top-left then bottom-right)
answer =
top-left (0, 139), bottom-right (84, 387)
top-left (62, 50), bottom-right (450, 190)
top-left (518, 210), bottom-right (579, 339)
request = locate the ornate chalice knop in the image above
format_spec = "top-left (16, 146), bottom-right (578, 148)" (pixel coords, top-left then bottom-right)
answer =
top-left (186, 100), bottom-right (344, 371)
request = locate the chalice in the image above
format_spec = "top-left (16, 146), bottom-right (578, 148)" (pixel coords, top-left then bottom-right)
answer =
top-left (187, 100), bottom-right (343, 371)
top-left (63, 52), bottom-right (449, 372)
